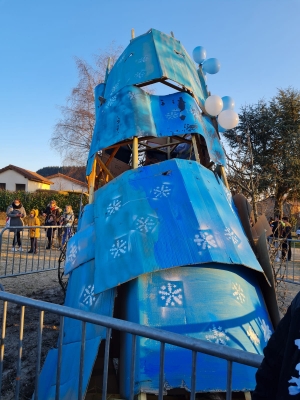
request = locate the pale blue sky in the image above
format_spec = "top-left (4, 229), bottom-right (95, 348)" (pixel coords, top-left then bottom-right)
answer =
top-left (1, 0), bottom-right (299, 171)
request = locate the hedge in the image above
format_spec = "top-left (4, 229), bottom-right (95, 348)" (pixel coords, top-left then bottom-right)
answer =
top-left (0, 190), bottom-right (89, 217)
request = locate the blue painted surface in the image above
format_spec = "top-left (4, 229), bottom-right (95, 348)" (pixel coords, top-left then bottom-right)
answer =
top-left (90, 159), bottom-right (263, 295)
top-left (37, 259), bottom-right (116, 399)
top-left (120, 266), bottom-right (273, 396)
top-left (87, 86), bottom-right (225, 176)
top-left (104, 29), bottom-right (206, 107)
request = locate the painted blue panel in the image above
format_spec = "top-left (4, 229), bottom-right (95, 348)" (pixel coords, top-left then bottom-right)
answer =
top-left (87, 86), bottom-right (225, 176)
top-left (104, 29), bottom-right (206, 107)
top-left (93, 159), bottom-right (264, 295)
top-left (119, 265), bottom-right (273, 396)
top-left (64, 224), bottom-right (95, 274)
top-left (37, 337), bottom-right (102, 400)
top-left (64, 259), bottom-right (116, 343)
top-left (37, 260), bottom-right (116, 399)
top-left (77, 204), bottom-right (94, 232)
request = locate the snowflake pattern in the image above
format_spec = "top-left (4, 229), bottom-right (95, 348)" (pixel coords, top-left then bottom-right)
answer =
top-left (194, 230), bottom-right (217, 251)
top-left (190, 107), bottom-right (201, 120)
top-left (158, 282), bottom-right (184, 307)
top-left (110, 80), bottom-right (120, 95)
top-left (164, 380), bottom-right (172, 390)
top-left (166, 109), bottom-right (180, 120)
top-left (107, 199), bottom-right (122, 215)
top-left (232, 282), bottom-right (246, 304)
top-left (110, 239), bottom-right (127, 258)
top-left (106, 95), bottom-right (117, 107)
top-left (135, 70), bottom-right (146, 79)
top-left (153, 184), bottom-right (171, 198)
top-left (206, 325), bottom-right (230, 345)
top-left (247, 326), bottom-right (260, 346)
top-left (289, 342), bottom-right (300, 395)
top-left (67, 243), bottom-right (78, 265)
top-left (135, 217), bottom-right (156, 233)
top-left (128, 91), bottom-right (139, 100)
top-left (81, 284), bottom-right (96, 306)
top-left (259, 318), bottom-right (272, 342)
top-left (224, 227), bottom-right (241, 245)
top-left (136, 55), bottom-right (149, 63)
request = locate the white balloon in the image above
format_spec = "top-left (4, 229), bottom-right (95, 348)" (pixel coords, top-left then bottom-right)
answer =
top-left (205, 95), bottom-right (223, 116)
top-left (218, 110), bottom-right (239, 129)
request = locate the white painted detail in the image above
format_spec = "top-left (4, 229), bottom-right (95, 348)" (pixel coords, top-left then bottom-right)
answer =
top-left (82, 284), bottom-right (96, 306)
top-left (110, 239), bottom-right (127, 258)
top-left (232, 282), bottom-right (246, 304)
top-left (206, 325), bottom-right (230, 345)
top-left (107, 199), bottom-right (122, 215)
top-left (159, 282), bottom-right (183, 307)
top-left (247, 326), bottom-right (260, 345)
top-left (153, 184), bottom-right (171, 198)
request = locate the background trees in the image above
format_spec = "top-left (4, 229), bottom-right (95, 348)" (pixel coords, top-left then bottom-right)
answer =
top-left (223, 87), bottom-right (300, 218)
top-left (51, 44), bottom-right (123, 165)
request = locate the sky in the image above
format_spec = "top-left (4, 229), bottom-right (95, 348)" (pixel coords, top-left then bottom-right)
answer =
top-left (1, 0), bottom-right (300, 172)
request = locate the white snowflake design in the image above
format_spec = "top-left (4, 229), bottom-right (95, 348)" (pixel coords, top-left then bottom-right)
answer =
top-left (259, 318), bottom-right (272, 342)
top-left (159, 283), bottom-right (183, 307)
top-left (289, 342), bottom-right (300, 395)
top-left (289, 364), bottom-right (300, 395)
top-left (190, 107), bottom-right (201, 120)
top-left (166, 109), bottom-right (180, 120)
top-left (81, 284), bottom-right (96, 306)
top-left (206, 325), bottom-right (230, 345)
top-left (110, 239), bottom-right (127, 258)
top-left (67, 243), bottom-right (78, 265)
top-left (135, 217), bottom-right (156, 233)
top-left (232, 282), bottom-right (246, 304)
top-left (106, 95), bottom-right (117, 107)
top-left (194, 231), bottom-right (217, 251)
top-left (110, 80), bottom-right (120, 95)
top-left (247, 326), bottom-right (260, 346)
top-left (224, 227), bottom-right (240, 245)
top-left (107, 199), bottom-right (122, 215)
top-left (128, 91), bottom-right (140, 100)
top-left (135, 70), bottom-right (146, 79)
top-left (153, 184), bottom-right (171, 198)
top-left (136, 55), bottom-right (149, 63)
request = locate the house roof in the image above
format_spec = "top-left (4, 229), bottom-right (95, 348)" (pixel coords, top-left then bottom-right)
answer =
top-left (46, 173), bottom-right (88, 188)
top-left (0, 165), bottom-right (53, 185)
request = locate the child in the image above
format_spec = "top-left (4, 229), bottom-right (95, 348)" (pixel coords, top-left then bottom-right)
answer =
top-left (60, 205), bottom-right (75, 247)
top-left (27, 209), bottom-right (40, 254)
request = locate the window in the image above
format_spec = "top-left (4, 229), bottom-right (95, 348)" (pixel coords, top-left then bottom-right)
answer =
top-left (0, 183), bottom-right (6, 190)
top-left (15, 184), bottom-right (26, 191)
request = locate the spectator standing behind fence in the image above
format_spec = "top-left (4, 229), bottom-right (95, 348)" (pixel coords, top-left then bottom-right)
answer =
top-left (43, 200), bottom-right (61, 250)
top-left (27, 209), bottom-right (40, 254)
top-left (281, 216), bottom-right (292, 262)
top-left (296, 227), bottom-right (300, 240)
top-left (6, 199), bottom-right (26, 252)
top-left (59, 205), bottom-right (75, 248)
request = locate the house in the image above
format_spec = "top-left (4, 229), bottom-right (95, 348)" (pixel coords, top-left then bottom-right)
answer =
top-left (0, 165), bottom-right (53, 192)
top-left (46, 173), bottom-right (88, 192)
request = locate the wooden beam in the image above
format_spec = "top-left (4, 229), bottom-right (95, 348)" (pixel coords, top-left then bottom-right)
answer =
top-left (88, 158), bottom-right (97, 204)
top-left (105, 146), bottom-right (120, 166)
top-left (132, 137), bottom-right (139, 168)
top-left (96, 156), bottom-right (115, 180)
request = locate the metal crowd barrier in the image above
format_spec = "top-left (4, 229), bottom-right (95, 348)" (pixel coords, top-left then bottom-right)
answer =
top-left (0, 290), bottom-right (263, 400)
top-left (268, 238), bottom-right (300, 285)
top-left (0, 226), bottom-right (73, 279)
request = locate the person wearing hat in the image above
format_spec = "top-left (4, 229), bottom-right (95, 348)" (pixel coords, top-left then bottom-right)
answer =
top-left (43, 200), bottom-right (61, 249)
top-left (6, 199), bottom-right (26, 251)
top-left (27, 209), bottom-right (40, 254)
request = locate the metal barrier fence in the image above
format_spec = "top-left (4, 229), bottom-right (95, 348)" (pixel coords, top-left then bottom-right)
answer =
top-left (0, 226), bottom-right (71, 279)
top-left (268, 238), bottom-right (300, 285)
top-left (0, 290), bottom-right (263, 400)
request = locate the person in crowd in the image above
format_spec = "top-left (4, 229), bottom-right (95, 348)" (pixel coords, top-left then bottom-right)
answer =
top-left (43, 200), bottom-right (61, 249)
top-left (281, 216), bottom-right (292, 262)
top-left (296, 227), bottom-right (300, 240)
top-left (59, 205), bottom-right (75, 248)
top-left (6, 198), bottom-right (26, 252)
top-left (252, 290), bottom-right (300, 399)
top-left (27, 209), bottom-right (40, 254)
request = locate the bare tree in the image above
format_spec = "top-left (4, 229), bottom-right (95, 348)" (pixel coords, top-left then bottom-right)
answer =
top-left (51, 43), bottom-right (123, 165)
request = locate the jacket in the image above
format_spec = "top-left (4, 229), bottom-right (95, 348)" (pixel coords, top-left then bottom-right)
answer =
top-left (27, 210), bottom-right (41, 238)
top-left (44, 204), bottom-right (60, 226)
top-left (6, 202), bottom-right (26, 232)
top-left (60, 211), bottom-right (75, 227)
top-left (252, 291), bottom-right (300, 399)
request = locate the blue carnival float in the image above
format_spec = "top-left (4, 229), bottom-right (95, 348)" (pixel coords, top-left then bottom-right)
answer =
top-left (37, 29), bottom-right (279, 399)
